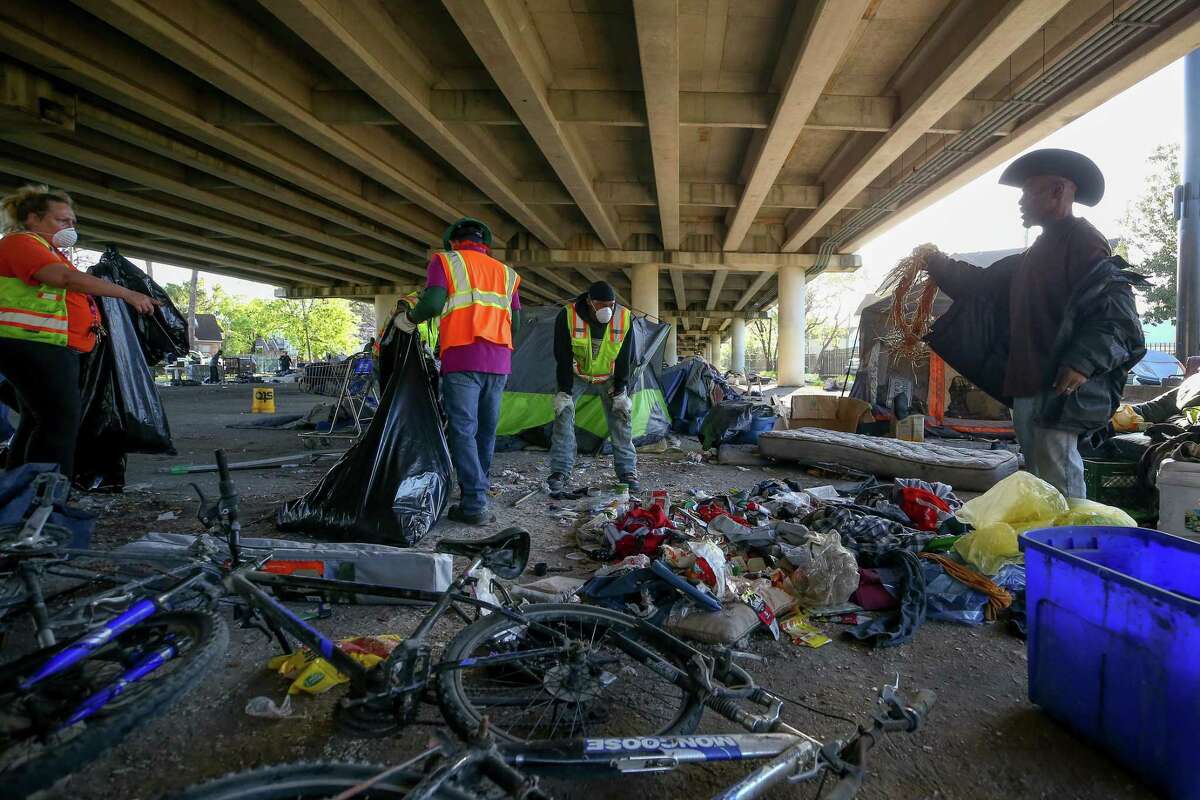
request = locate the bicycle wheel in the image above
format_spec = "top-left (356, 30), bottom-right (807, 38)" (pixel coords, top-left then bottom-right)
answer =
top-left (0, 609), bottom-right (228, 797)
top-left (173, 763), bottom-right (424, 799)
top-left (437, 603), bottom-right (705, 744)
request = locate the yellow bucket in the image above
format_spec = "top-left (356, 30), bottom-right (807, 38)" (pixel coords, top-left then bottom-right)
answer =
top-left (251, 386), bottom-right (276, 414)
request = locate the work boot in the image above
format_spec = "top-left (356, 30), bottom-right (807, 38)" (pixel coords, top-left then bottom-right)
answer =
top-left (619, 475), bottom-right (641, 493)
top-left (546, 472), bottom-right (569, 493)
top-left (447, 504), bottom-right (495, 526)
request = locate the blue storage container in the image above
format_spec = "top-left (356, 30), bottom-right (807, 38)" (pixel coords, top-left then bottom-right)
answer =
top-left (1020, 526), bottom-right (1200, 799)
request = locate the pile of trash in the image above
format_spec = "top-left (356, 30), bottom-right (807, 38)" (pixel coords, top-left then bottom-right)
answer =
top-left (558, 470), bottom-right (1136, 649)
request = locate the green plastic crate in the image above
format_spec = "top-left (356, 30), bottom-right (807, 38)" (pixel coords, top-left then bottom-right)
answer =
top-left (1083, 459), bottom-right (1154, 522)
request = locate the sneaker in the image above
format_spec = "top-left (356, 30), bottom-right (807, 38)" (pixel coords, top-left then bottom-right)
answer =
top-left (447, 504), bottom-right (495, 526)
top-left (546, 472), bottom-right (569, 493)
top-left (619, 475), bottom-right (641, 493)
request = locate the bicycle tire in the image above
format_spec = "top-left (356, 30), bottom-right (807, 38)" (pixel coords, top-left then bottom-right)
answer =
top-left (171, 762), bottom-right (429, 799)
top-left (0, 609), bottom-right (228, 797)
top-left (437, 603), bottom-right (705, 744)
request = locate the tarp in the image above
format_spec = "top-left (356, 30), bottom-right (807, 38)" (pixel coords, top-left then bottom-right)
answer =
top-left (662, 356), bottom-right (741, 435)
top-left (496, 306), bottom-right (672, 451)
top-left (75, 247), bottom-right (187, 490)
top-left (276, 328), bottom-right (452, 547)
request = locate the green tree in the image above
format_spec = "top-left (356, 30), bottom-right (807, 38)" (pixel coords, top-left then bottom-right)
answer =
top-left (1122, 143), bottom-right (1180, 324)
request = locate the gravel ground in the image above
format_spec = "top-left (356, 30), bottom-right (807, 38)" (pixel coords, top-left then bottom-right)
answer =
top-left (22, 383), bottom-right (1155, 800)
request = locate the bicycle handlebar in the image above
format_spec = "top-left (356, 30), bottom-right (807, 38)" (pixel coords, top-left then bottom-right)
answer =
top-left (825, 689), bottom-right (937, 800)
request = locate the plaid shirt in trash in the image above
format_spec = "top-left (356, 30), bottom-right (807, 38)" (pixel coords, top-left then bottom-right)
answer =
top-left (803, 504), bottom-right (936, 559)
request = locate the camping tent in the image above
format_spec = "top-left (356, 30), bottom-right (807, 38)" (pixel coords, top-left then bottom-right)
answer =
top-left (849, 248), bottom-right (1020, 436)
top-left (496, 307), bottom-right (673, 450)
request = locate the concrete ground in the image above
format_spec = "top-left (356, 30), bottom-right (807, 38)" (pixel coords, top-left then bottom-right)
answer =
top-left (31, 383), bottom-right (1153, 800)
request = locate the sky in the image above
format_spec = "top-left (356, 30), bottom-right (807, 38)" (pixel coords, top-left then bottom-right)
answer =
top-left (846, 55), bottom-right (1188, 317)
top-left (73, 54), bottom-right (1188, 318)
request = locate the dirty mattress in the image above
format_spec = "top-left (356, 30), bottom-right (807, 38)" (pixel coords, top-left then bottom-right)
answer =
top-left (757, 428), bottom-right (1018, 491)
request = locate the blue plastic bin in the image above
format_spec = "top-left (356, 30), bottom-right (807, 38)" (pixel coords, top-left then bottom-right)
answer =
top-left (1020, 526), bottom-right (1200, 799)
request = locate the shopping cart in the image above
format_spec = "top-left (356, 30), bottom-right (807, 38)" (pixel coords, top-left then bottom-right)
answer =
top-left (298, 355), bottom-right (378, 448)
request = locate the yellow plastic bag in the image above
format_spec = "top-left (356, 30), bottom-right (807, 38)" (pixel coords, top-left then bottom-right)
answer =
top-left (1054, 498), bottom-right (1137, 528)
top-left (1110, 404), bottom-right (1144, 433)
top-left (267, 634), bottom-right (404, 695)
top-left (956, 472), bottom-right (1069, 530)
top-left (953, 523), bottom-right (1022, 575)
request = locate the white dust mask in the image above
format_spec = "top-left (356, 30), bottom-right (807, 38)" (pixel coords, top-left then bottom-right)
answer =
top-left (594, 306), bottom-right (613, 324)
top-left (51, 227), bottom-right (78, 249)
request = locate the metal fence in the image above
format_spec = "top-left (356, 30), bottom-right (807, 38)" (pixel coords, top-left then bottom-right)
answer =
top-left (1146, 342), bottom-right (1177, 355)
top-left (806, 346), bottom-right (855, 377)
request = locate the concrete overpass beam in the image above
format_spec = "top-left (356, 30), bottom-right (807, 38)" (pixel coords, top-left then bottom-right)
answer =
top-left (633, 0), bottom-right (680, 250)
top-left (776, 264), bottom-right (807, 386)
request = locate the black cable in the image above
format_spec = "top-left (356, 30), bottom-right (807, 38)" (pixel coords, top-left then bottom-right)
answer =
top-left (812, 770), bottom-right (828, 800)
top-left (772, 691), bottom-right (860, 729)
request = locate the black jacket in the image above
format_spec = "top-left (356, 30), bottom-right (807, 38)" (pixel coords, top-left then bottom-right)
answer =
top-left (926, 255), bottom-right (1147, 435)
top-left (553, 296), bottom-right (633, 394)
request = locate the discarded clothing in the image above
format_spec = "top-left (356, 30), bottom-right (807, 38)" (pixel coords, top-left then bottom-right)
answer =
top-left (804, 504), bottom-right (935, 562)
top-left (845, 549), bottom-right (926, 648)
top-left (919, 552), bottom-right (1012, 620)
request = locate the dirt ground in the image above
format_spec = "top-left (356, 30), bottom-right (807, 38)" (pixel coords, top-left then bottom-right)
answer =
top-left (30, 383), bottom-right (1154, 799)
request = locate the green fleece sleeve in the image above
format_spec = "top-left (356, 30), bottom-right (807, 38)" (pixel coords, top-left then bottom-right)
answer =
top-left (409, 286), bottom-right (447, 323)
top-left (511, 307), bottom-right (521, 338)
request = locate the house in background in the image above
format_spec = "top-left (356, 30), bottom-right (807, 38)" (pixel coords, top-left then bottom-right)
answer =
top-left (192, 313), bottom-right (224, 356)
top-left (253, 335), bottom-right (292, 356)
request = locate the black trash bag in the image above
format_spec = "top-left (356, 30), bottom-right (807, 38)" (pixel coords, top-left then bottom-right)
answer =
top-left (75, 295), bottom-right (176, 490)
top-left (276, 329), bottom-right (452, 546)
top-left (91, 246), bottom-right (190, 364)
top-left (698, 401), bottom-right (775, 450)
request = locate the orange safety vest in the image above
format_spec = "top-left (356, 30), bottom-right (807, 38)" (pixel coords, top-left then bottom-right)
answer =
top-left (435, 248), bottom-right (519, 350)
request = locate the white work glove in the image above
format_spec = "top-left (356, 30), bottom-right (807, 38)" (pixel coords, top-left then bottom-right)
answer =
top-left (554, 392), bottom-right (573, 416)
top-left (612, 391), bottom-right (632, 421)
top-left (393, 310), bottom-right (417, 334)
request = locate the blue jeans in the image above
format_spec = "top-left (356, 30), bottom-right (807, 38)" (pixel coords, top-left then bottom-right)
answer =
top-left (1012, 395), bottom-right (1085, 498)
top-left (441, 371), bottom-right (507, 515)
top-left (549, 377), bottom-right (638, 479)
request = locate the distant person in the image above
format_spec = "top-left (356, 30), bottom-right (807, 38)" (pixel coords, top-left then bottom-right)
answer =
top-left (921, 149), bottom-right (1144, 497)
top-left (396, 217), bottom-right (520, 525)
top-left (209, 349), bottom-right (223, 384)
top-left (278, 352), bottom-right (291, 373)
top-left (545, 281), bottom-right (638, 493)
top-left (0, 184), bottom-right (156, 475)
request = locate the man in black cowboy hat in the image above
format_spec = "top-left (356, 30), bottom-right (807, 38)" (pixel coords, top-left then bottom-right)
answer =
top-left (922, 148), bottom-right (1146, 498)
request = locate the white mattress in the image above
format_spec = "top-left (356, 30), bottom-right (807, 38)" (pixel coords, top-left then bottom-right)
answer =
top-left (757, 429), bottom-right (1018, 492)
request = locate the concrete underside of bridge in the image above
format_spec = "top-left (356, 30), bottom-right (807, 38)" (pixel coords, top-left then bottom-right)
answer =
top-left (1, 1), bottom-right (1197, 382)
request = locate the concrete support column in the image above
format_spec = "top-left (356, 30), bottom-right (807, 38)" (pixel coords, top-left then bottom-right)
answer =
top-left (630, 263), bottom-right (660, 320)
top-left (731, 318), bottom-right (746, 374)
top-left (776, 265), bottom-right (807, 386)
top-left (709, 332), bottom-right (722, 369)
top-left (374, 294), bottom-right (401, 335)
top-left (664, 323), bottom-right (678, 366)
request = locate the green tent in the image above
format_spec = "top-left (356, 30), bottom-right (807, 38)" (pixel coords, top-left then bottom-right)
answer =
top-left (497, 306), bottom-right (672, 451)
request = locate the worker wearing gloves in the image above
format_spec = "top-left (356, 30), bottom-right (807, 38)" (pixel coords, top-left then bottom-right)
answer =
top-left (395, 217), bottom-right (521, 526)
top-left (547, 281), bottom-right (639, 493)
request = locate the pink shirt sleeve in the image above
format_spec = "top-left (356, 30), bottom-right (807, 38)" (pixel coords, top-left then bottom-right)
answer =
top-left (425, 255), bottom-right (449, 290)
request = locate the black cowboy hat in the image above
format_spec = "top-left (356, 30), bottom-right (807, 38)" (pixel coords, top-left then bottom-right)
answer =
top-left (998, 148), bottom-right (1105, 206)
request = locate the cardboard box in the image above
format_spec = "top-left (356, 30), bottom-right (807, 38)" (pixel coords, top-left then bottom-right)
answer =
top-left (786, 395), bottom-right (872, 433)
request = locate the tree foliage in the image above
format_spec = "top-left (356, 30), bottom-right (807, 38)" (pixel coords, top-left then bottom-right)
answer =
top-left (744, 275), bottom-right (856, 371)
top-left (1122, 143), bottom-right (1180, 325)
top-left (160, 279), bottom-right (360, 359)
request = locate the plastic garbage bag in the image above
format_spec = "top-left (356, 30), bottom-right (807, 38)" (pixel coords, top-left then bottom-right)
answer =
top-left (244, 695), bottom-right (293, 719)
top-left (267, 634), bottom-right (404, 695)
top-left (955, 471), bottom-right (1068, 532)
top-left (75, 292), bottom-right (176, 490)
top-left (1053, 497), bottom-right (1137, 528)
top-left (920, 560), bottom-right (988, 626)
top-left (91, 246), bottom-right (190, 364)
top-left (779, 531), bottom-right (859, 608)
top-left (698, 401), bottom-right (776, 450)
top-left (276, 330), bottom-right (452, 546)
top-left (953, 522), bottom-right (1022, 575)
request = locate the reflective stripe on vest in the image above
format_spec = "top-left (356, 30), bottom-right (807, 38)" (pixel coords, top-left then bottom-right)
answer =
top-left (436, 249), bottom-right (519, 351)
top-left (566, 303), bottom-right (629, 384)
top-left (0, 233), bottom-right (69, 347)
